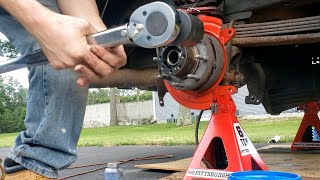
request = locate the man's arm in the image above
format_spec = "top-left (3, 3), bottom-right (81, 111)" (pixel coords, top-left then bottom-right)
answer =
top-left (0, 0), bottom-right (126, 86)
top-left (0, 0), bottom-right (54, 34)
top-left (0, 0), bottom-right (95, 69)
top-left (57, 0), bottom-right (106, 32)
top-left (57, 0), bottom-right (127, 86)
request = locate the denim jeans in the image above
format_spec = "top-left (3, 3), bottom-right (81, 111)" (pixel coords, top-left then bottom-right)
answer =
top-left (0, 1), bottom-right (89, 178)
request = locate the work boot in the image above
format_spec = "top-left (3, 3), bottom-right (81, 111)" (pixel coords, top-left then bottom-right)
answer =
top-left (1, 158), bottom-right (5, 180)
top-left (2, 158), bottom-right (56, 180)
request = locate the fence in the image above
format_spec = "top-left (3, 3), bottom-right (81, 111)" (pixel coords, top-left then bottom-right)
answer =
top-left (83, 100), bottom-right (154, 128)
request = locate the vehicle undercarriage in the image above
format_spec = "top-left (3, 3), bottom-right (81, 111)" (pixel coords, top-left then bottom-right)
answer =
top-left (94, 0), bottom-right (320, 115)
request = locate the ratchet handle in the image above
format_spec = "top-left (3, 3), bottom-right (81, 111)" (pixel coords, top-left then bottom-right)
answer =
top-left (0, 26), bottom-right (132, 75)
top-left (89, 2), bottom-right (203, 48)
top-left (0, 50), bottom-right (47, 74)
top-left (87, 24), bottom-right (133, 48)
top-left (0, 25), bottom-right (129, 75)
top-left (0, 2), bottom-right (204, 74)
top-left (86, 2), bottom-right (182, 48)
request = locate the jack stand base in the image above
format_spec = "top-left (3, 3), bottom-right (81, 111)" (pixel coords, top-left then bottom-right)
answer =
top-left (291, 102), bottom-right (320, 151)
top-left (183, 86), bottom-right (268, 180)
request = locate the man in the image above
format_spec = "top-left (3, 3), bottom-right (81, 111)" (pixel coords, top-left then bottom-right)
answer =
top-left (0, 0), bottom-right (127, 179)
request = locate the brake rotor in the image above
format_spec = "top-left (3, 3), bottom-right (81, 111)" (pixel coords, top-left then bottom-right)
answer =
top-left (164, 15), bottom-right (235, 110)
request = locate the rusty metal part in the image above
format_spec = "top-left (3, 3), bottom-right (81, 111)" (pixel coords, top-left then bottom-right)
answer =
top-left (221, 70), bottom-right (244, 86)
top-left (196, 36), bottom-right (226, 92)
top-left (178, 6), bottom-right (223, 18)
top-left (157, 35), bottom-right (216, 91)
top-left (226, 15), bottom-right (320, 38)
top-left (236, 15), bottom-right (320, 28)
top-left (222, 45), bottom-right (244, 88)
top-left (91, 68), bottom-right (159, 89)
top-left (238, 20), bottom-right (320, 32)
top-left (175, 0), bottom-right (220, 7)
top-left (175, 0), bottom-right (223, 17)
top-left (232, 33), bottom-right (320, 47)
top-left (241, 63), bottom-right (266, 105)
top-left (156, 75), bottom-right (168, 107)
top-left (223, 15), bottom-right (320, 46)
top-left (237, 25), bottom-right (320, 38)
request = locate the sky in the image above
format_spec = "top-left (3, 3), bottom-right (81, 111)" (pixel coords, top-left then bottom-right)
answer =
top-left (0, 33), bottom-right (29, 88)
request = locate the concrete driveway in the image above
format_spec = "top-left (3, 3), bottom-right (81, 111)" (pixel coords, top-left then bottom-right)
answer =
top-left (1, 146), bottom-right (196, 180)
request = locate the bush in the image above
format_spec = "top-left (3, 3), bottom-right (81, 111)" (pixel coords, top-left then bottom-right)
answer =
top-left (0, 77), bottom-right (27, 133)
top-left (88, 89), bottom-right (153, 104)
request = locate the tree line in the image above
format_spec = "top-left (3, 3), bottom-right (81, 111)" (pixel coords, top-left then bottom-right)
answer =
top-left (0, 39), bottom-right (18, 58)
top-left (87, 88), bottom-right (153, 105)
top-left (0, 76), bottom-right (27, 133)
top-left (0, 39), bottom-right (27, 133)
top-left (0, 80), bottom-right (153, 133)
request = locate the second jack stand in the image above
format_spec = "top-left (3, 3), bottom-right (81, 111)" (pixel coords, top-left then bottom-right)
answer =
top-left (291, 102), bottom-right (320, 151)
top-left (183, 86), bottom-right (268, 180)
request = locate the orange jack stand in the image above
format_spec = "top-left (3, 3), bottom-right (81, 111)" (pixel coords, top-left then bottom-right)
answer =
top-left (183, 86), bottom-right (268, 180)
top-left (291, 102), bottom-right (320, 151)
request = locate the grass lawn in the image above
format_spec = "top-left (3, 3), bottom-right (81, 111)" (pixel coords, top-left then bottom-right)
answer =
top-left (0, 118), bottom-right (301, 148)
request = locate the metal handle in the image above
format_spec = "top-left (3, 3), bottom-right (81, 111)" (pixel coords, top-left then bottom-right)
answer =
top-left (0, 50), bottom-right (47, 74)
top-left (87, 24), bottom-right (133, 48)
top-left (0, 25), bottom-right (133, 74)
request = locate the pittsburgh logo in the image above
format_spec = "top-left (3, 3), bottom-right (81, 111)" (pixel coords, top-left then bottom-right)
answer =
top-left (312, 57), bottom-right (320, 64)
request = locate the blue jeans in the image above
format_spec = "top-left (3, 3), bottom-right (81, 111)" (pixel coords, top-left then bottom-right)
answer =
top-left (0, 1), bottom-right (89, 178)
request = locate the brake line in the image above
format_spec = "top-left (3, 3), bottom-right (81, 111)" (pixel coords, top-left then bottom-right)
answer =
top-left (195, 110), bottom-right (204, 146)
top-left (58, 154), bottom-right (173, 180)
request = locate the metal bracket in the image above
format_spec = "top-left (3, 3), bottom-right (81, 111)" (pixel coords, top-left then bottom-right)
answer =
top-left (156, 76), bottom-right (168, 107)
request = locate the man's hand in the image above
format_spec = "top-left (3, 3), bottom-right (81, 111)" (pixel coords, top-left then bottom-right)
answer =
top-left (36, 13), bottom-right (96, 70)
top-left (74, 45), bottom-right (127, 86)
top-left (35, 13), bottom-right (127, 86)
top-left (56, 0), bottom-right (127, 86)
top-left (0, 0), bottom-right (127, 86)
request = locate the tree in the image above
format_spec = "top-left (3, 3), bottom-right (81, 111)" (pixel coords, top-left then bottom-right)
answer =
top-left (0, 39), bottom-right (18, 58)
top-left (136, 89), bottom-right (140, 102)
top-left (0, 37), bottom-right (26, 133)
top-left (87, 88), bottom-right (110, 105)
top-left (118, 89), bottom-right (152, 103)
top-left (109, 88), bottom-right (118, 126)
top-left (87, 89), bottom-right (152, 105)
top-left (0, 76), bottom-right (27, 133)
top-left (176, 104), bottom-right (192, 126)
